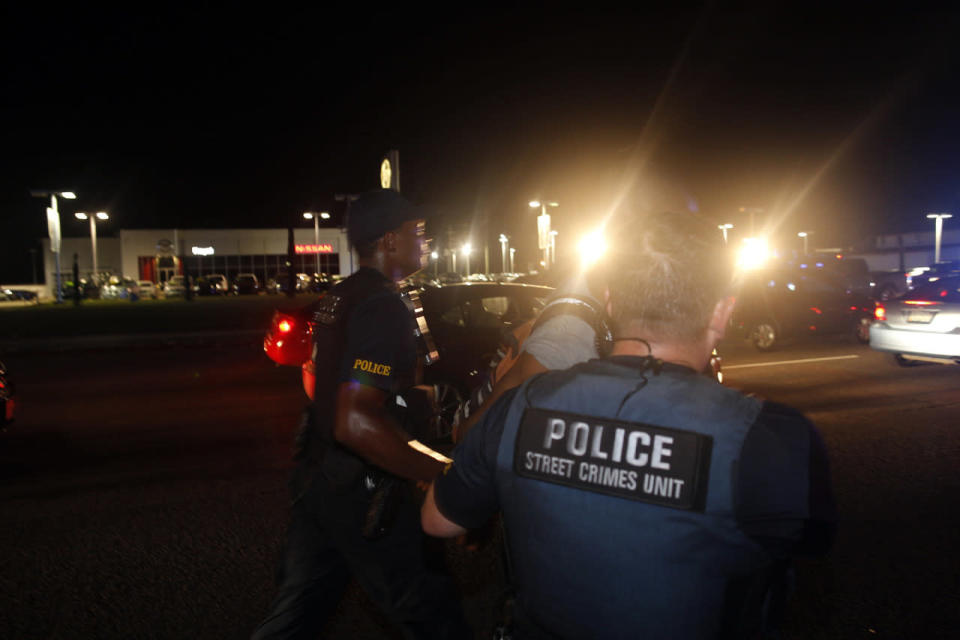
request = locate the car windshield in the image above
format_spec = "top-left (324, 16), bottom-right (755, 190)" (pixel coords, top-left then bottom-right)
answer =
top-left (906, 277), bottom-right (960, 303)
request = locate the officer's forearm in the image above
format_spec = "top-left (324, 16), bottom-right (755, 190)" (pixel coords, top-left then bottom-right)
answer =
top-left (335, 384), bottom-right (446, 481)
top-left (455, 351), bottom-right (548, 442)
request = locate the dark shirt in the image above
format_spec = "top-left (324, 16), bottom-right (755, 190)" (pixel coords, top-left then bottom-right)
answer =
top-left (336, 267), bottom-right (417, 394)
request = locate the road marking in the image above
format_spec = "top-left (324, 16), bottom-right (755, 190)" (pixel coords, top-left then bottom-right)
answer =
top-left (724, 355), bottom-right (861, 370)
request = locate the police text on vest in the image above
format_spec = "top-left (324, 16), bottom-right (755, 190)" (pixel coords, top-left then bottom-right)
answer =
top-left (514, 408), bottom-right (712, 511)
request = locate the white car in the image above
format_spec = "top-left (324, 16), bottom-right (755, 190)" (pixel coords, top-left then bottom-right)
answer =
top-left (163, 275), bottom-right (186, 297)
top-left (137, 280), bottom-right (157, 298)
top-left (870, 275), bottom-right (960, 366)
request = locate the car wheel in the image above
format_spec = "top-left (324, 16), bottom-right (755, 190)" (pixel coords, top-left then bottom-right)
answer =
top-left (853, 316), bottom-right (872, 344)
top-left (750, 321), bottom-right (779, 351)
top-left (429, 381), bottom-right (464, 442)
top-left (893, 354), bottom-right (923, 367)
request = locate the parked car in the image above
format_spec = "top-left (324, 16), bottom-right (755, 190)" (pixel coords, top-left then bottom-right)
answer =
top-left (870, 276), bottom-right (960, 366)
top-left (266, 271), bottom-right (310, 294)
top-left (232, 273), bottom-right (260, 295)
top-left (733, 268), bottom-right (875, 351)
top-left (1, 289), bottom-right (38, 306)
top-left (162, 275), bottom-right (187, 297)
top-left (137, 280), bottom-right (157, 299)
top-left (906, 260), bottom-right (960, 292)
top-left (197, 273), bottom-right (229, 295)
top-left (1, 360), bottom-right (15, 428)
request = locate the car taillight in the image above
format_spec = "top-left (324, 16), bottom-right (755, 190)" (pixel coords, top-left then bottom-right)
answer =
top-left (278, 319), bottom-right (293, 333)
top-left (903, 300), bottom-right (941, 306)
top-left (875, 305), bottom-right (886, 321)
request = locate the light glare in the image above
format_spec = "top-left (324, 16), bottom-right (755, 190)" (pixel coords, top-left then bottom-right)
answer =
top-left (737, 237), bottom-right (770, 271)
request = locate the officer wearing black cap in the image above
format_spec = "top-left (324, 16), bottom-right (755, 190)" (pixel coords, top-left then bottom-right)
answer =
top-left (253, 189), bottom-right (469, 640)
top-left (422, 212), bottom-right (837, 639)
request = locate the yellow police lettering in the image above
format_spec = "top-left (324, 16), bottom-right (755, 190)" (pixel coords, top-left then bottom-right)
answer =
top-left (352, 359), bottom-right (391, 376)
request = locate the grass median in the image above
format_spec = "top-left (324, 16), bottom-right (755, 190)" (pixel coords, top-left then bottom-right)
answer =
top-left (0, 294), bottom-right (320, 340)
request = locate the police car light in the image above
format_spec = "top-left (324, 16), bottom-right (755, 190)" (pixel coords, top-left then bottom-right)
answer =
top-left (875, 305), bottom-right (886, 321)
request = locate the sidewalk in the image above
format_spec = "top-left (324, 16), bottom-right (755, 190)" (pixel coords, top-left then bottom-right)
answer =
top-left (0, 329), bottom-right (264, 354)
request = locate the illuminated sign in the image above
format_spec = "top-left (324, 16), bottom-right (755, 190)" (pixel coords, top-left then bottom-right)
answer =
top-left (295, 244), bottom-right (335, 254)
top-left (191, 246), bottom-right (215, 256)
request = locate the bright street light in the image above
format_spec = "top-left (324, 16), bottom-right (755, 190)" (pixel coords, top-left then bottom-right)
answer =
top-left (737, 237), bottom-right (770, 271)
top-left (577, 230), bottom-right (607, 267)
top-left (927, 213), bottom-right (952, 264)
top-left (718, 223), bottom-right (733, 245)
top-left (74, 211), bottom-right (109, 282)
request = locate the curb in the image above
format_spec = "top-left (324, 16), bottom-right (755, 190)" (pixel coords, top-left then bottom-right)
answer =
top-left (0, 330), bottom-right (264, 355)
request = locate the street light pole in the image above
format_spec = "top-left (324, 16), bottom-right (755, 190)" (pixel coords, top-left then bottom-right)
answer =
top-left (529, 200), bottom-right (559, 269)
top-left (509, 247), bottom-right (516, 272)
top-left (718, 223), bottom-right (733, 245)
top-left (75, 212), bottom-right (109, 283)
top-left (549, 230), bottom-right (558, 267)
top-left (797, 231), bottom-right (810, 256)
top-left (927, 213), bottom-right (952, 264)
top-left (462, 243), bottom-right (472, 276)
top-left (499, 234), bottom-right (509, 272)
top-left (30, 189), bottom-right (76, 304)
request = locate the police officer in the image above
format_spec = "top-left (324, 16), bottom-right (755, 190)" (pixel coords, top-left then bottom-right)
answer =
top-left (422, 212), bottom-right (837, 639)
top-left (253, 189), bottom-right (469, 640)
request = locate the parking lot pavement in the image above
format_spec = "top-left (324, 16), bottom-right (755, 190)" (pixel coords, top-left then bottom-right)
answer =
top-left (0, 329), bottom-right (264, 354)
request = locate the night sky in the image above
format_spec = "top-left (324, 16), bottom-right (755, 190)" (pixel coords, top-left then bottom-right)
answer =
top-left (3, 5), bottom-right (960, 281)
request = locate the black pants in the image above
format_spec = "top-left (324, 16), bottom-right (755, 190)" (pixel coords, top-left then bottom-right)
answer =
top-left (252, 462), bottom-right (470, 640)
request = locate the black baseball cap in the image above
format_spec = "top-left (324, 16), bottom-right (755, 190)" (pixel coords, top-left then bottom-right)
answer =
top-left (346, 189), bottom-right (422, 248)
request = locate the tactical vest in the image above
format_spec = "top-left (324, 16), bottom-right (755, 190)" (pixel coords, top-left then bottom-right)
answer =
top-left (494, 357), bottom-right (773, 639)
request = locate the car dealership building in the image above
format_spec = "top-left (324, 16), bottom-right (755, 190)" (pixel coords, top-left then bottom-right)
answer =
top-left (40, 226), bottom-right (355, 295)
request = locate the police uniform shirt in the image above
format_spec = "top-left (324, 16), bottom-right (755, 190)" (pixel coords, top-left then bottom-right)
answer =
top-left (433, 357), bottom-right (837, 639)
top-left (338, 267), bottom-right (417, 394)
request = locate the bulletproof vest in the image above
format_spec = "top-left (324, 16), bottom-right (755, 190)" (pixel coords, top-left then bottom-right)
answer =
top-left (494, 358), bottom-right (772, 640)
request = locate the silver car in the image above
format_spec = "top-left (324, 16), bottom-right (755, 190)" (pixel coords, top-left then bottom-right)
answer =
top-left (870, 276), bottom-right (960, 366)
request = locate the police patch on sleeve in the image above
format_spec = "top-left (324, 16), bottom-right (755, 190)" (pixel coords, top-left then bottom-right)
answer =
top-left (513, 408), bottom-right (712, 511)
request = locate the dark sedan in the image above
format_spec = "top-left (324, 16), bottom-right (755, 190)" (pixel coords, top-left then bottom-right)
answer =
top-left (733, 268), bottom-right (875, 351)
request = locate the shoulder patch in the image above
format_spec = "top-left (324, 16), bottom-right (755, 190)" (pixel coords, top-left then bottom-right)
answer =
top-left (513, 408), bottom-right (712, 511)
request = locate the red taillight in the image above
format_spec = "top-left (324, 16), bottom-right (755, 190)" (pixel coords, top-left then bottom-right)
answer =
top-left (903, 300), bottom-right (941, 306)
top-left (810, 307), bottom-right (822, 315)
top-left (875, 305), bottom-right (886, 321)
top-left (278, 319), bottom-right (293, 333)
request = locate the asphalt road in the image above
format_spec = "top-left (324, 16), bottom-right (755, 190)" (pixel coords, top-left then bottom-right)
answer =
top-left (1, 336), bottom-right (958, 639)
